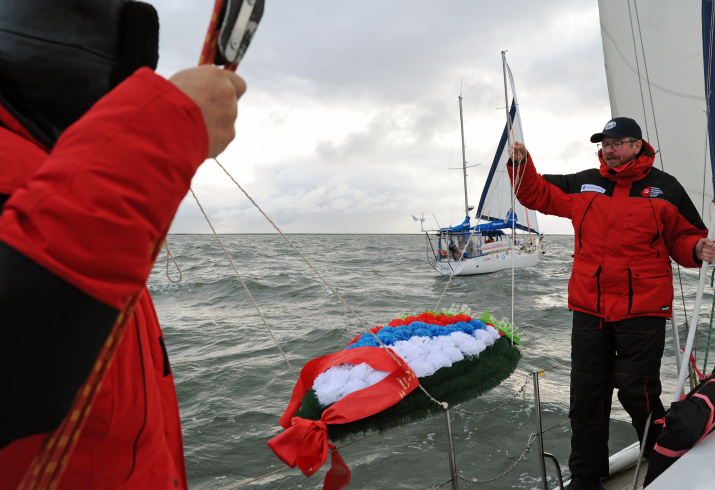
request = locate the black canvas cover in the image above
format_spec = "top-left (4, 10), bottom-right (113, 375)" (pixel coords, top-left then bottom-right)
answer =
top-left (644, 371), bottom-right (715, 486)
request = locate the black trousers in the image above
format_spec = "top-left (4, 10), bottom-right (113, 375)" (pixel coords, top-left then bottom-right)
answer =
top-left (568, 311), bottom-right (666, 479)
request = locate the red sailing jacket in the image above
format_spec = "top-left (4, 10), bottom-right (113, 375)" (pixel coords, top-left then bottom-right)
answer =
top-left (508, 142), bottom-right (707, 321)
top-left (0, 68), bottom-right (209, 488)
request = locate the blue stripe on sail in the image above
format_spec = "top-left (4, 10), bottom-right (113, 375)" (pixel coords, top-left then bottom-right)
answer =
top-left (475, 101), bottom-right (517, 219)
top-left (703, 0), bottom-right (715, 196)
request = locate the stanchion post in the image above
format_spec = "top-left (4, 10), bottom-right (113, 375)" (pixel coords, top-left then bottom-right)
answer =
top-left (533, 371), bottom-right (549, 489)
top-left (444, 409), bottom-right (459, 490)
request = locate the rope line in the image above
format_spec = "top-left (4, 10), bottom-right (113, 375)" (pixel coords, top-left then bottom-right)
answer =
top-left (598, 23), bottom-right (704, 101)
top-left (541, 419), bottom-right (570, 435)
top-left (188, 187), bottom-right (298, 381)
top-left (632, 411), bottom-right (654, 489)
top-left (631, 0), bottom-right (664, 171)
top-left (164, 241), bottom-right (182, 283)
top-left (210, 158), bottom-right (448, 407)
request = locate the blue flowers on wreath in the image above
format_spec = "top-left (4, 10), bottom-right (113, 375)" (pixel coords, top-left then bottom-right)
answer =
top-left (346, 319), bottom-right (488, 350)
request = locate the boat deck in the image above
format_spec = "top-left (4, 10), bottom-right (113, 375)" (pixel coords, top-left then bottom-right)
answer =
top-left (600, 430), bottom-right (715, 489)
top-left (603, 461), bottom-right (647, 490)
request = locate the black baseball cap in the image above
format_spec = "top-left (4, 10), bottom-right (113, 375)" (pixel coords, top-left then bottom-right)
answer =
top-left (590, 117), bottom-right (642, 143)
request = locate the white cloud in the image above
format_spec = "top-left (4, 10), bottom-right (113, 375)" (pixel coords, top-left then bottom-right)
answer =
top-left (149, 0), bottom-right (610, 234)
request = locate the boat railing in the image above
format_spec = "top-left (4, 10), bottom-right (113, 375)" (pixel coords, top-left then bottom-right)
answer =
top-left (439, 362), bottom-right (573, 489)
top-left (425, 230), bottom-right (541, 266)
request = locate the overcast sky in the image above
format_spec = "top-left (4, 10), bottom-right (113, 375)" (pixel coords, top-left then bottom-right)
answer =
top-left (149, 0), bottom-right (611, 234)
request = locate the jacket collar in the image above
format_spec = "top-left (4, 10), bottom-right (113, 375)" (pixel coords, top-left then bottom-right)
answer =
top-left (598, 140), bottom-right (656, 182)
top-left (0, 95), bottom-right (51, 151)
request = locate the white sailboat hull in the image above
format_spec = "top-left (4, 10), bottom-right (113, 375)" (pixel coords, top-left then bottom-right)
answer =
top-left (434, 242), bottom-right (540, 276)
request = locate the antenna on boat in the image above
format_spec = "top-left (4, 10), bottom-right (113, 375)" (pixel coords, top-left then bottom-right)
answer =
top-left (458, 95), bottom-right (470, 217)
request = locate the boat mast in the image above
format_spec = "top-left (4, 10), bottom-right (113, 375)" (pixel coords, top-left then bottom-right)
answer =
top-left (458, 95), bottom-right (469, 217)
top-left (502, 51), bottom-right (515, 244)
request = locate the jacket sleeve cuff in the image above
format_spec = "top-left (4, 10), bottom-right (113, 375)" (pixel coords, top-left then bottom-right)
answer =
top-left (507, 152), bottom-right (529, 167)
top-left (693, 245), bottom-right (703, 266)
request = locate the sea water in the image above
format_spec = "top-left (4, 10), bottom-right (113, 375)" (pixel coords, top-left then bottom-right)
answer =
top-left (148, 234), bottom-right (709, 489)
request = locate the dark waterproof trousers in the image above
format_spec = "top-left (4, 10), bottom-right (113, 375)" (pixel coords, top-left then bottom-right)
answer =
top-left (568, 311), bottom-right (666, 479)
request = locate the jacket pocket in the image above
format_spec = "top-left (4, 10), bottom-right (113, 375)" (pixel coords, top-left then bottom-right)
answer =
top-left (628, 264), bottom-right (673, 315)
top-left (568, 260), bottom-right (602, 313)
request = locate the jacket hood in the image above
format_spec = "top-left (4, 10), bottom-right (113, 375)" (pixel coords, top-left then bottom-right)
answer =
top-left (0, 0), bottom-right (159, 146)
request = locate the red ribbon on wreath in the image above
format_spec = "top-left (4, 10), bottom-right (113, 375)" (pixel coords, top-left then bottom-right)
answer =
top-left (268, 346), bottom-right (419, 483)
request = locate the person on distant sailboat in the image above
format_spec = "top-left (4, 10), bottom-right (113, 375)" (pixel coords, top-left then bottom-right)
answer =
top-left (507, 117), bottom-right (715, 490)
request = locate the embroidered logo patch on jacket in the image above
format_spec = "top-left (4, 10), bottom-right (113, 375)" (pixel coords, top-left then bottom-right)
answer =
top-left (581, 184), bottom-right (606, 194)
top-left (641, 186), bottom-right (663, 198)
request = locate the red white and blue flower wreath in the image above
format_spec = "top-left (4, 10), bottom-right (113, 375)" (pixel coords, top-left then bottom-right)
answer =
top-left (268, 309), bottom-right (522, 486)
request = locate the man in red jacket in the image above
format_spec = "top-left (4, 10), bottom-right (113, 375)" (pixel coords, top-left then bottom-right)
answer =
top-left (508, 117), bottom-right (715, 490)
top-left (0, 1), bottom-right (245, 488)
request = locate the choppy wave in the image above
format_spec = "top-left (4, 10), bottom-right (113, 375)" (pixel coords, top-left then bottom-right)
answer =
top-left (149, 234), bottom-right (705, 489)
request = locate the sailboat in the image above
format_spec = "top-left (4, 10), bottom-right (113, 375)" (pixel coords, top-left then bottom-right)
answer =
top-left (425, 52), bottom-right (543, 276)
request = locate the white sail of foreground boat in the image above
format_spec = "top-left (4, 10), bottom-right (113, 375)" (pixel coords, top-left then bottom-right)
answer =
top-left (423, 52), bottom-right (543, 276)
top-left (566, 2), bottom-right (715, 488)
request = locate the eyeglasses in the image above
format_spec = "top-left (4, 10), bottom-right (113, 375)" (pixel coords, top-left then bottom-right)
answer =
top-left (597, 139), bottom-right (637, 151)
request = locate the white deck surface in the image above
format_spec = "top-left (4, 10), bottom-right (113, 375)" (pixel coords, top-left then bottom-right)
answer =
top-left (647, 430), bottom-right (715, 489)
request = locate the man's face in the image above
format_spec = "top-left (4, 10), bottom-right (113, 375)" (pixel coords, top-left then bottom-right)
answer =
top-left (600, 136), bottom-right (642, 168)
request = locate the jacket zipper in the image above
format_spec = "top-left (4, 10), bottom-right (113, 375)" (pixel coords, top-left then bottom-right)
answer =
top-left (628, 268), bottom-right (633, 314)
top-left (576, 194), bottom-right (599, 255)
top-left (595, 266), bottom-right (602, 313)
top-left (126, 317), bottom-right (149, 482)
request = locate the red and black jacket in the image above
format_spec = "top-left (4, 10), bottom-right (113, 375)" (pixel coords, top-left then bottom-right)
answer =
top-left (0, 68), bottom-right (208, 489)
top-left (508, 142), bottom-right (707, 321)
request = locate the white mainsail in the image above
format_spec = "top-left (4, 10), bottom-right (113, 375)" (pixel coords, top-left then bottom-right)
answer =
top-left (596, 2), bottom-right (715, 486)
top-left (476, 61), bottom-right (539, 239)
top-left (598, 0), bottom-right (714, 216)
